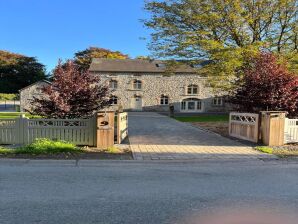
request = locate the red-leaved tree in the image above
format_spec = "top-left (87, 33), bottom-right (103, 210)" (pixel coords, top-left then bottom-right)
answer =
top-left (30, 60), bottom-right (110, 118)
top-left (229, 52), bottom-right (298, 117)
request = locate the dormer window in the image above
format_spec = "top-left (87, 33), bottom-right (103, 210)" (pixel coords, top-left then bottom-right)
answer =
top-left (156, 63), bottom-right (166, 68)
top-left (133, 80), bottom-right (142, 90)
top-left (187, 85), bottom-right (198, 95)
top-left (109, 80), bottom-right (118, 89)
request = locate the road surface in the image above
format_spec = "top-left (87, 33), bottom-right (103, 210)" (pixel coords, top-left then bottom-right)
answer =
top-left (0, 159), bottom-right (298, 224)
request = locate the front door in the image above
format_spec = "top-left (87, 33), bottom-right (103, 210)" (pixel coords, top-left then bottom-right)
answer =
top-left (131, 96), bottom-right (143, 111)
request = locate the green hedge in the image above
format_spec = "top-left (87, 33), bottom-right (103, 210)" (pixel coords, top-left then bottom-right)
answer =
top-left (0, 93), bottom-right (19, 101)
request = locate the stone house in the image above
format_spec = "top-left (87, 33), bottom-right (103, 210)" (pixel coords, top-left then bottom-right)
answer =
top-left (90, 59), bottom-right (226, 113)
top-left (19, 59), bottom-right (227, 113)
top-left (19, 80), bottom-right (51, 112)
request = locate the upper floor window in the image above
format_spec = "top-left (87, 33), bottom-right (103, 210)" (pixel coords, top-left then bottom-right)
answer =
top-left (110, 96), bottom-right (118, 105)
top-left (160, 95), bottom-right (169, 105)
top-left (109, 80), bottom-right (118, 89)
top-left (187, 85), bottom-right (198, 95)
top-left (212, 97), bottom-right (223, 106)
top-left (133, 80), bottom-right (142, 90)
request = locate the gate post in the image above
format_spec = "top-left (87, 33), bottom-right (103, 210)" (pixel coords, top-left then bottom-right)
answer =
top-left (14, 114), bottom-right (28, 145)
top-left (260, 111), bottom-right (286, 146)
top-left (96, 111), bottom-right (115, 149)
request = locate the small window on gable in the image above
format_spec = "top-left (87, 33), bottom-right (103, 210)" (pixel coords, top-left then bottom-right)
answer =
top-left (133, 80), bottom-right (142, 90)
top-left (156, 63), bottom-right (166, 68)
top-left (212, 97), bottom-right (223, 106)
top-left (160, 95), bottom-right (169, 105)
top-left (109, 80), bottom-right (118, 89)
top-left (110, 96), bottom-right (118, 105)
top-left (187, 85), bottom-right (198, 95)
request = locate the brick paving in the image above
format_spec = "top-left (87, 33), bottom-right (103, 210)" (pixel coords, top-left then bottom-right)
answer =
top-left (128, 112), bottom-right (275, 160)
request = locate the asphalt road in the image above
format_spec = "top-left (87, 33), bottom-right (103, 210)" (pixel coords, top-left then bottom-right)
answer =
top-left (1, 159), bottom-right (298, 224)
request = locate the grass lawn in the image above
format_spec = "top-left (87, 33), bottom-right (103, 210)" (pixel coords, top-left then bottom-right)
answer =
top-left (0, 112), bottom-right (38, 119)
top-left (174, 114), bottom-right (229, 122)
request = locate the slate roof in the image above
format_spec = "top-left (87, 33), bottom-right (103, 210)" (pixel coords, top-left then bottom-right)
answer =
top-left (89, 59), bottom-right (196, 73)
top-left (19, 80), bottom-right (51, 92)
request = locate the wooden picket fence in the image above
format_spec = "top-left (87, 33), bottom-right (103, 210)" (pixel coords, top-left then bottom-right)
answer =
top-left (229, 112), bottom-right (259, 143)
top-left (0, 112), bottom-right (129, 147)
top-left (284, 118), bottom-right (298, 143)
top-left (0, 115), bottom-right (97, 146)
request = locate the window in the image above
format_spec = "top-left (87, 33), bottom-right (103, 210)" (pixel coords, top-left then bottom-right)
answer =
top-left (160, 95), bottom-right (169, 105)
top-left (181, 98), bottom-right (202, 112)
top-left (110, 96), bottom-right (118, 105)
top-left (156, 63), bottom-right (166, 68)
top-left (187, 85), bottom-right (198, 95)
top-left (181, 101), bottom-right (186, 110)
top-left (213, 97), bottom-right (223, 106)
top-left (109, 80), bottom-right (118, 89)
top-left (133, 80), bottom-right (142, 90)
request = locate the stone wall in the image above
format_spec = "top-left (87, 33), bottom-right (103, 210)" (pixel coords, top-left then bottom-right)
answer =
top-left (96, 72), bottom-right (227, 113)
top-left (20, 81), bottom-right (50, 112)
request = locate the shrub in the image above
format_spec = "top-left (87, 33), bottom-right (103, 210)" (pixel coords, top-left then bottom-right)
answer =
top-left (15, 138), bottom-right (81, 154)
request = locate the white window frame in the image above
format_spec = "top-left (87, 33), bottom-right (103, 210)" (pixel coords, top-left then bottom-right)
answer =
top-left (180, 98), bottom-right (203, 112)
top-left (133, 80), bottom-right (142, 90)
top-left (109, 80), bottom-right (118, 89)
top-left (110, 96), bottom-right (118, 105)
top-left (187, 85), bottom-right (198, 95)
top-left (212, 97), bottom-right (223, 106)
top-left (160, 95), bottom-right (169, 105)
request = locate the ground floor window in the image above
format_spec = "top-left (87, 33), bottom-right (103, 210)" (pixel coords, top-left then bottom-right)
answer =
top-left (181, 98), bottom-right (202, 112)
top-left (212, 97), bottom-right (223, 106)
top-left (110, 96), bottom-right (118, 105)
top-left (160, 95), bottom-right (169, 105)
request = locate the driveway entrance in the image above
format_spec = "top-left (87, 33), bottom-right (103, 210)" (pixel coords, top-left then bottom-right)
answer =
top-left (128, 112), bottom-right (274, 160)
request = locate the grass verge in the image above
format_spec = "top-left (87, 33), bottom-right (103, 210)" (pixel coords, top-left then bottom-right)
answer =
top-left (0, 139), bottom-right (81, 155)
top-left (255, 146), bottom-right (273, 154)
top-left (15, 139), bottom-right (81, 154)
top-left (174, 114), bottom-right (229, 122)
top-left (255, 146), bottom-right (298, 157)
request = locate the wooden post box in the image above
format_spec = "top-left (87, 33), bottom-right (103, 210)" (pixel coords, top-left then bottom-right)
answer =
top-left (96, 111), bottom-right (115, 149)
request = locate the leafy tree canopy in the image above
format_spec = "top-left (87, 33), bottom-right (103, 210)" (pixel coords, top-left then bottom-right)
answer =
top-left (74, 47), bottom-right (129, 70)
top-left (144, 0), bottom-right (298, 91)
top-left (0, 50), bottom-right (47, 93)
top-left (30, 60), bottom-right (111, 119)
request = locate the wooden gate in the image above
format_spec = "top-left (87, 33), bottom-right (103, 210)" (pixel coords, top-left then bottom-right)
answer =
top-left (117, 112), bottom-right (128, 144)
top-left (229, 112), bottom-right (259, 143)
top-left (284, 118), bottom-right (298, 143)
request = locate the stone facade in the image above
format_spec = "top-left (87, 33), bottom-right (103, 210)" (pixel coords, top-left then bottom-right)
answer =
top-left (96, 72), bottom-right (227, 113)
top-left (19, 81), bottom-right (50, 112)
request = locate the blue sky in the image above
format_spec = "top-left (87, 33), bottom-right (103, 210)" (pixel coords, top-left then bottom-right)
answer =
top-left (0, 0), bottom-right (151, 72)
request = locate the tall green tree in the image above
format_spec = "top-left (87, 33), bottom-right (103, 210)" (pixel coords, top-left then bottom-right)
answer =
top-left (144, 0), bottom-right (298, 91)
top-left (74, 47), bottom-right (129, 70)
top-left (0, 50), bottom-right (47, 93)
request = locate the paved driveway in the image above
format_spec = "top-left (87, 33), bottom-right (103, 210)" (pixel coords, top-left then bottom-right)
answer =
top-left (128, 112), bottom-right (273, 160)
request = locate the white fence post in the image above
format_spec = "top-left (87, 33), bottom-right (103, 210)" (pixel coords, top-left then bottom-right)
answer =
top-left (284, 118), bottom-right (298, 143)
